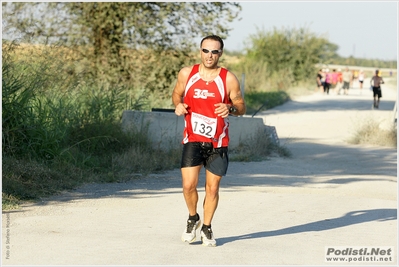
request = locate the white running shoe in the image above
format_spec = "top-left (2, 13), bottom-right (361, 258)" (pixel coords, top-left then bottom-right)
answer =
top-left (200, 227), bottom-right (217, 247)
top-left (181, 219), bottom-right (201, 243)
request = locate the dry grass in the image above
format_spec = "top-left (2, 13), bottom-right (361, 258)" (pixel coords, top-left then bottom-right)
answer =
top-left (229, 127), bottom-right (291, 161)
top-left (348, 118), bottom-right (397, 147)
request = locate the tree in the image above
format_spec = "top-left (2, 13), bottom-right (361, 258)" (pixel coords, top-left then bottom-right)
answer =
top-left (2, 2), bottom-right (241, 91)
top-left (245, 26), bottom-right (339, 84)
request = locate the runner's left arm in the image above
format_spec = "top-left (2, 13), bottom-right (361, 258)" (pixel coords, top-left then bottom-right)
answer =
top-left (214, 71), bottom-right (246, 118)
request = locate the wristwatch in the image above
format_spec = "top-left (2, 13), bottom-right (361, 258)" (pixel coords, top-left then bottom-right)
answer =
top-left (229, 105), bottom-right (237, 114)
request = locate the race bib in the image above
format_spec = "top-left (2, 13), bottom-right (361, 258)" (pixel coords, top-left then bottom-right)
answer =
top-left (191, 112), bottom-right (217, 138)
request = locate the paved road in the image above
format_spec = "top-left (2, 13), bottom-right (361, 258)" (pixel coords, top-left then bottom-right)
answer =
top-left (2, 78), bottom-right (397, 266)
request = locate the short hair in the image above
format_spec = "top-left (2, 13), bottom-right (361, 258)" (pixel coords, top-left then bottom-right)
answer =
top-left (200, 35), bottom-right (224, 50)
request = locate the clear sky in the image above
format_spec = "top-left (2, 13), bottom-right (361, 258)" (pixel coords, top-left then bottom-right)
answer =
top-left (224, 1), bottom-right (398, 61)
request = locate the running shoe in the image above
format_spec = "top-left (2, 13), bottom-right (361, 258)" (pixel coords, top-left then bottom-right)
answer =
top-left (200, 227), bottom-right (217, 247)
top-left (181, 219), bottom-right (201, 243)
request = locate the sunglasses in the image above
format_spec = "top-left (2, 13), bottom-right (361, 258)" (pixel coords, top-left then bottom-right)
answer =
top-left (201, 48), bottom-right (222, 54)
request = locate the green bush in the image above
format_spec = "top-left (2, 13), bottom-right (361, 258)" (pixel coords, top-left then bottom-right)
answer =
top-left (244, 26), bottom-right (338, 84)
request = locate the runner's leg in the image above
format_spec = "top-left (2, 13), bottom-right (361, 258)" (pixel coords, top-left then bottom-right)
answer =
top-left (182, 166), bottom-right (202, 216)
top-left (203, 169), bottom-right (222, 226)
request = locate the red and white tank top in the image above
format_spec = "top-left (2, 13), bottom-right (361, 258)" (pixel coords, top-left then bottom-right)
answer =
top-left (182, 64), bottom-right (231, 148)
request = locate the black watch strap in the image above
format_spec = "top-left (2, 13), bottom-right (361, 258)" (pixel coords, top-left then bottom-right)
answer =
top-left (229, 105), bottom-right (237, 113)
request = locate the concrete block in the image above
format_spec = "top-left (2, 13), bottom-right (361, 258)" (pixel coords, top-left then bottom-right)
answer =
top-left (121, 111), bottom-right (270, 150)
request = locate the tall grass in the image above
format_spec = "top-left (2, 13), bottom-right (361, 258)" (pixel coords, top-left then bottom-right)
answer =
top-left (226, 56), bottom-right (297, 93)
top-left (1, 43), bottom-right (180, 209)
top-left (244, 91), bottom-right (290, 115)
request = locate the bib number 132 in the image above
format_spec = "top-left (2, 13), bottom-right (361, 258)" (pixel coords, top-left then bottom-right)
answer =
top-left (191, 112), bottom-right (217, 138)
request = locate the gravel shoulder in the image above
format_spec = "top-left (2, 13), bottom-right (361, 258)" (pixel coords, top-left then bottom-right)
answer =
top-left (2, 78), bottom-right (397, 266)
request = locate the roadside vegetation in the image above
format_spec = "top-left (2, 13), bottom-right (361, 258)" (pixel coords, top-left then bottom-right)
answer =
top-left (348, 106), bottom-right (397, 148)
top-left (2, 42), bottom-right (294, 210)
top-left (348, 119), bottom-right (397, 147)
top-left (2, 2), bottom-right (397, 210)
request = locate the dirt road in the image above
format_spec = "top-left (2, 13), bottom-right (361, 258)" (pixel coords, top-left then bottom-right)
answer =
top-left (2, 78), bottom-right (397, 265)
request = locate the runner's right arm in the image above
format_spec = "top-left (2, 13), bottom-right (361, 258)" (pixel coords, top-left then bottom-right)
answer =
top-left (172, 67), bottom-right (191, 116)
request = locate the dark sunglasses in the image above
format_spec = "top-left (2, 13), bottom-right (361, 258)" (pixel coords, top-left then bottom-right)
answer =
top-left (201, 48), bottom-right (222, 54)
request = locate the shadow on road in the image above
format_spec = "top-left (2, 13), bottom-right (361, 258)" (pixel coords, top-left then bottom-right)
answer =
top-left (224, 139), bottom-right (396, 188)
top-left (8, 137), bottom-right (395, 211)
top-left (216, 208), bottom-right (397, 246)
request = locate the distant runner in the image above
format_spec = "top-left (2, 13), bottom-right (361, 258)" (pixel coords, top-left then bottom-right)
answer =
top-left (370, 69), bottom-right (384, 109)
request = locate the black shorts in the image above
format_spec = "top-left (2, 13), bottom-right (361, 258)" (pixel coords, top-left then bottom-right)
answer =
top-left (323, 82), bottom-right (330, 90)
top-left (343, 82), bottom-right (350, 89)
top-left (373, 87), bottom-right (382, 98)
top-left (181, 142), bottom-right (229, 176)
